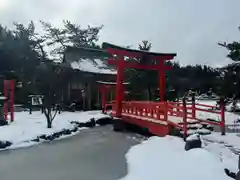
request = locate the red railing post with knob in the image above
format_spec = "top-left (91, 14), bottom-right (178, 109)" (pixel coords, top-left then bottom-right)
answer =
top-left (192, 94), bottom-right (196, 119)
top-left (10, 80), bottom-right (15, 122)
top-left (220, 97), bottom-right (225, 135)
top-left (3, 80), bottom-right (9, 120)
top-left (182, 98), bottom-right (187, 140)
top-left (164, 101), bottom-right (168, 122)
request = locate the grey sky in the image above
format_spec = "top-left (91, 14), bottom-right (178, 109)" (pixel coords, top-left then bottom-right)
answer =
top-left (0, 0), bottom-right (239, 67)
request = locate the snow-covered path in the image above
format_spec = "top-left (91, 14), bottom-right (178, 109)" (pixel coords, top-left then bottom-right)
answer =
top-left (0, 125), bottom-right (140, 180)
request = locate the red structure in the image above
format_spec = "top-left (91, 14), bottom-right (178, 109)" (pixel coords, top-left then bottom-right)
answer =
top-left (3, 80), bottom-right (15, 122)
top-left (97, 81), bottom-right (129, 112)
top-left (101, 43), bottom-right (226, 138)
top-left (103, 42), bottom-right (176, 118)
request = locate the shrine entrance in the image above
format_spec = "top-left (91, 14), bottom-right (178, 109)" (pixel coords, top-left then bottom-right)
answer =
top-left (103, 42), bottom-right (176, 118)
top-left (97, 81), bottom-right (129, 112)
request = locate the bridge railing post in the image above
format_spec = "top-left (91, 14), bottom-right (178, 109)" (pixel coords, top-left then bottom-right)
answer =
top-left (191, 94), bottom-right (196, 119)
top-left (220, 97), bottom-right (225, 135)
top-left (182, 97), bottom-right (188, 140)
top-left (164, 101), bottom-right (168, 122)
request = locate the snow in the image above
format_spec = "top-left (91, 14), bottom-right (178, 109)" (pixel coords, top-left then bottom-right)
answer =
top-left (121, 136), bottom-right (230, 180)
top-left (202, 132), bottom-right (240, 172)
top-left (0, 96), bottom-right (6, 100)
top-left (226, 102), bottom-right (240, 112)
top-left (71, 58), bottom-right (116, 74)
top-left (0, 111), bottom-right (110, 149)
top-left (186, 133), bottom-right (200, 141)
top-left (196, 100), bottom-right (217, 107)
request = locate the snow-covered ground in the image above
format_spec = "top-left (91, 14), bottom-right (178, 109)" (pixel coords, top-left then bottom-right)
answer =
top-left (121, 136), bottom-right (232, 180)
top-left (1, 111), bottom-right (110, 149)
top-left (203, 132), bottom-right (240, 172)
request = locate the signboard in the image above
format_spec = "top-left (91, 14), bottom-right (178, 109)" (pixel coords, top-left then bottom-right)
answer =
top-left (29, 95), bottom-right (43, 106)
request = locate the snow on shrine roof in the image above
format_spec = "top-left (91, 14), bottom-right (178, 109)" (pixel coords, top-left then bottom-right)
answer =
top-left (70, 58), bottom-right (117, 75)
top-left (97, 81), bottom-right (130, 85)
top-left (0, 96), bottom-right (6, 100)
top-left (102, 42), bottom-right (177, 57)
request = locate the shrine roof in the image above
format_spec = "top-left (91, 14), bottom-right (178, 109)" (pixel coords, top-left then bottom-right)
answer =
top-left (70, 59), bottom-right (116, 75)
top-left (102, 42), bottom-right (177, 57)
top-left (97, 81), bottom-right (130, 85)
top-left (65, 46), bottom-right (109, 58)
top-left (65, 46), bottom-right (116, 75)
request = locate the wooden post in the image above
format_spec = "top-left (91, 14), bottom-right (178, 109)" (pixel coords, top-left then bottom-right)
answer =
top-left (87, 83), bottom-right (92, 110)
top-left (220, 97), bottom-right (225, 135)
top-left (192, 94), bottom-right (196, 119)
top-left (164, 101), bottom-right (168, 122)
top-left (3, 80), bottom-right (9, 120)
top-left (10, 80), bottom-right (14, 122)
top-left (182, 97), bottom-right (187, 140)
top-left (101, 86), bottom-right (106, 113)
top-left (158, 61), bottom-right (165, 102)
top-left (115, 56), bottom-right (124, 118)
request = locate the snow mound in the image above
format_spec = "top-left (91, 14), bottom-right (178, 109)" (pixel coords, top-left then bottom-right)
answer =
top-left (121, 136), bottom-right (230, 180)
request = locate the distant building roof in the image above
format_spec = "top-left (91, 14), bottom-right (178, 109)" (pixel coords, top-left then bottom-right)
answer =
top-left (70, 58), bottom-right (116, 75)
top-left (97, 81), bottom-right (130, 85)
top-left (65, 46), bottom-right (116, 75)
top-left (102, 42), bottom-right (177, 57)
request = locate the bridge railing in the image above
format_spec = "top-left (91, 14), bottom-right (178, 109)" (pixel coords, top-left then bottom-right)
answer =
top-left (121, 101), bottom-right (168, 122)
top-left (104, 100), bottom-right (226, 135)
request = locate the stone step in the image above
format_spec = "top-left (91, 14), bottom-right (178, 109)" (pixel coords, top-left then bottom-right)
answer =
top-left (180, 128), bottom-right (212, 136)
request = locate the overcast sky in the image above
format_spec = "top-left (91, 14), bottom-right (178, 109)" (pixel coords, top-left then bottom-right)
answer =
top-left (0, 0), bottom-right (239, 67)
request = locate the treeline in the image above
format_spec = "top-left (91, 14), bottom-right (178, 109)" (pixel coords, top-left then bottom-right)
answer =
top-left (0, 21), bottom-right (239, 103)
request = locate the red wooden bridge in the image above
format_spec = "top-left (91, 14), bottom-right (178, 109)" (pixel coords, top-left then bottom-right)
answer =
top-left (99, 43), bottom-right (226, 138)
top-left (103, 100), bottom-right (225, 137)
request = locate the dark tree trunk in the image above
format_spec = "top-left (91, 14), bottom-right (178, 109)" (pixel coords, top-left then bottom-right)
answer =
top-left (47, 116), bottom-right (52, 128)
top-left (148, 87), bottom-right (151, 101)
top-left (43, 105), bottom-right (53, 128)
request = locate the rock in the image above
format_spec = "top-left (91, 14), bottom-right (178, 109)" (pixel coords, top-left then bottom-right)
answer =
top-left (58, 130), bottom-right (65, 136)
top-left (63, 129), bottom-right (71, 135)
top-left (70, 121), bottom-right (78, 124)
top-left (185, 133), bottom-right (202, 151)
top-left (53, 132), bottom-right (61, 138)
top-left (39, 135), bottom-right (47, 140)
top-left (4, 141), bottom-right (12, 147)
top-left (85, 118), bottom-right (96, 128)
top-left (225, 168), bottom-right (236, 179)
top-left (32, 138), bottom-right (40, 142)
top-left (46, 135), bottom-right (55, 141)
top-left (96, 117), bottom-right (113, 125)
top-left (0, 120), bottom-right (8, 126)
top-left (0, 141), bottom-right (12, 149)
top-left (71, 127), bottom-right (78, 132)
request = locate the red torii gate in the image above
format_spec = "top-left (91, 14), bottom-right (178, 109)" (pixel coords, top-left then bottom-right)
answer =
top-left (103, 43), bottom-right (176, 118)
